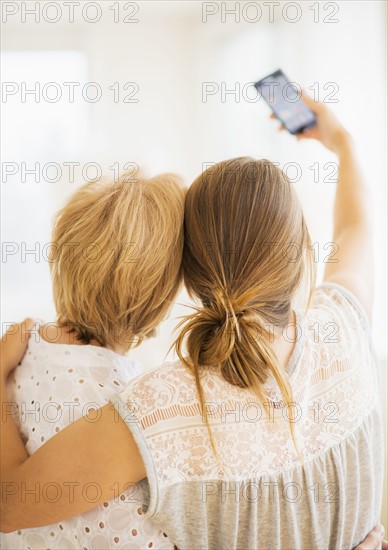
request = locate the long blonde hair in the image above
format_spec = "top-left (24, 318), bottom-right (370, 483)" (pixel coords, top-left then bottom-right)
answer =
top-left (50, 170), bottom-right (184, 349)
top-left (175, 157), bottom-right (316, 457)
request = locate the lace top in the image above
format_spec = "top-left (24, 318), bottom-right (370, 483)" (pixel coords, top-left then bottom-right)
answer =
top-left (112, 283), bottom-right (384, 550)
top-left (2, 333), bottom-right (174, 550)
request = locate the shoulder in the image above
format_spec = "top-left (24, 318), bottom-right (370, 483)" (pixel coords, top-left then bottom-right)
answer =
top-left (303, 282), bottom-right (377, 370)
top-left (308, 282), bottom-right (370, 331)
top-left (114, 360), bottom-right (197, 417)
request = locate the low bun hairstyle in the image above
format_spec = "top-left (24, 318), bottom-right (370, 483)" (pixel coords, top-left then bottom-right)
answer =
top-left (175, 157), bottom-right (316, 457)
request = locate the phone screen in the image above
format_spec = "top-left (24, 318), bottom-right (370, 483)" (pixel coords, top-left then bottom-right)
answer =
top-left (254, 70), bottom-right (316, 135)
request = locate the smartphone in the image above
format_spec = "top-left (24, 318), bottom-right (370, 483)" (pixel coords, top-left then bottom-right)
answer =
top-left (254, 69), bottom-right (316, 135)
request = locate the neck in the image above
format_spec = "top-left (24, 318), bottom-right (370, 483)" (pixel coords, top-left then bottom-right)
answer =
top-left (271, 310), bottom-right (297, 372)
top-left (40, 323), bottom-right (129, 356)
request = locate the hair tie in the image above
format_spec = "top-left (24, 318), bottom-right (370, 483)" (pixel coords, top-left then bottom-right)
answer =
top-left (226, 310), bottom-right (245, 319)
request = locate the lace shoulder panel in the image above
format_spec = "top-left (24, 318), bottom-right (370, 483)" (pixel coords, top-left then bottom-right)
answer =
top-left (305, 282), bottom-right (378, 374)
top-left (310, 282), bottom-right (369, 332)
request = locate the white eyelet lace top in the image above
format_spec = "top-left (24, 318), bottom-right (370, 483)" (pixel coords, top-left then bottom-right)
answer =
top-left (111, 283), bottom-right (384, 550)
top-left (2, 335), bottom-right (175, 550)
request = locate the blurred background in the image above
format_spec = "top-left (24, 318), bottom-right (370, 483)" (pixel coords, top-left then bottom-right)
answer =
top-left (1, 0), bottom-right (387, 523)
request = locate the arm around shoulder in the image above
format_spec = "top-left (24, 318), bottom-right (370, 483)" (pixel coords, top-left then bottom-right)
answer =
top-left (1, 400), bottom-right (145, 532)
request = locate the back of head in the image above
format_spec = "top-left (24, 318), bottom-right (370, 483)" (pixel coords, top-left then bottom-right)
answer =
top-left (50, 170), bottom-right (184, 349)
top-left (175, 157), bottom-right (316, 452)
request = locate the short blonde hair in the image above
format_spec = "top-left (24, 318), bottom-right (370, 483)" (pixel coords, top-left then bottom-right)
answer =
top-left (50, 170), bottom-right (184, 349)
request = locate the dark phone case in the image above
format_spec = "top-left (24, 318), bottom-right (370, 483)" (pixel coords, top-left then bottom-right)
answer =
top-left (254, 69), bottom-right (316, 134)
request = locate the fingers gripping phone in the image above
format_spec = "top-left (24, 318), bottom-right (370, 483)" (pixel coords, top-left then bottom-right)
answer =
top-left (254, 69), bottom-right (316, 135)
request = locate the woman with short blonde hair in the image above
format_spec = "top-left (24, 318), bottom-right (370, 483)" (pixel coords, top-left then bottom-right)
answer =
top-left (2, 170), bottom-right (184, 549)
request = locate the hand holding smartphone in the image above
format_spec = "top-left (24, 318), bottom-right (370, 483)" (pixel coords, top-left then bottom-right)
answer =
top-left (254, 69), bottom-right (317, 135)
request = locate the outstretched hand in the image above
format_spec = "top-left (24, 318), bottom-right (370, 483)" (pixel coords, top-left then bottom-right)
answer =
top-left (269, 89), bottom-right (352, 154)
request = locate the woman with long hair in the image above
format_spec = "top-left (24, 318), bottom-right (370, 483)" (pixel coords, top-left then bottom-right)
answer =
top-left (1, 93), bottom-right (385, 549)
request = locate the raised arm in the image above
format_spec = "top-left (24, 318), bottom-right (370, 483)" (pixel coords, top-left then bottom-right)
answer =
top-left (0, 323), bottom-right (145, 533)
top-left (297, 92), bottom-right (374, 322)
